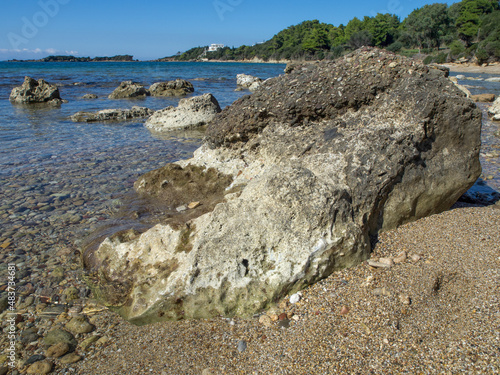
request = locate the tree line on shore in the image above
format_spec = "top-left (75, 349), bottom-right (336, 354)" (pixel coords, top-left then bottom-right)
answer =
top-left (172, 0), bottom-right (500, 64)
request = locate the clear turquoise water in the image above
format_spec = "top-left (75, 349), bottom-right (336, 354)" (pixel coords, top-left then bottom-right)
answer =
top-left (0, 61), bottom-right (286, 174)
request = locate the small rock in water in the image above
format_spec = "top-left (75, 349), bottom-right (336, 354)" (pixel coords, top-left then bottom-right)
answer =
top-left (65, 315), bottom-right (95, 334)
top-left (237, 340), bottom-right (247, 352)
top-left (59, 352), bottom-right (82, 365)
top-left (176, 205), bottom-right (187, 212)
top-left (25, 354), bottom-right (46, 365)
top-left (46, 342), bottom-right (70, 358)
top-left (26, 360), bottom-right (52, 375)
top-left (289, 293), bottom-right (301, 304)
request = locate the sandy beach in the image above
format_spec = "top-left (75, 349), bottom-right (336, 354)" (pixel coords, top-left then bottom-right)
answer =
top-left (444, 62), bottom-right (500, 75)
top-left (70, 204), bottom-right (500, 374)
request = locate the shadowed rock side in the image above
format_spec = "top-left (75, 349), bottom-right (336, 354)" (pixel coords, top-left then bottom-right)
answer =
top-left (84, 48), bottom-right (482, 325)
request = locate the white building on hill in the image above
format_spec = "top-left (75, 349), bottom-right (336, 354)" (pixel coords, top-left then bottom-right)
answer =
top-left (208, 44), bottom-right (224, 52)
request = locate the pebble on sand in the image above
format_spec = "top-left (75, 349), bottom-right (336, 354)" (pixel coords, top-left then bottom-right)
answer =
top-left (237, 340), bottom-right (247, 353)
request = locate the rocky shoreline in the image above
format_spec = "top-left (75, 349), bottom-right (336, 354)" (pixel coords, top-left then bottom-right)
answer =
top-left (1, 48), bottom-right (499, 374)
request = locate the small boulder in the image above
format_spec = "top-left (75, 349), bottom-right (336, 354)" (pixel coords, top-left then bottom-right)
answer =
top-left (471, 93), bottom-right (495, 103)
top-left (59, 353), bottom-right (82, 365)
top-left (236, 74), bottom-right (262, 89)
top-left (488, 96), bottom-right (500, 121)
top-left (149, 79), bottom-right (194, 96)
top-left (65, 315), bottom-right (95, 334)
top-left (71, 106), bottom-right (155, 122)
top-left (145, 93), bottom-right (221, 132)
top-left (9, 76), bottom-right (64, 105)
top-left (46, 342), bottom-right (70, 358)
top-left (26, 360), bottom-right (52, 375)
top-left (109, 81), bottom-right (149, 99)
top-left (43, 329), bottom-right (77, 350)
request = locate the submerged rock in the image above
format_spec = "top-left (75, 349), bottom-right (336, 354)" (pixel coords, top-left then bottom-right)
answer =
top-left (70, 106), bottom-right (155, 122)
top-left (9, 76), bottom-right (64, 105)
top-left (109, 81), bottom-right (149, 99)
top-left (149, 79), bottom-right (194, 96)
top-left (85, 48), bottom-right (481, 324)
top-left (81, 93), bottom-right (98, 99)
top-left (145, 93), bottom-right (221, 132)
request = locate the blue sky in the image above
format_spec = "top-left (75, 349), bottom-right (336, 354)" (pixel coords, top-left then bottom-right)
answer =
top-left (1, 0), bottom-right (460, 61)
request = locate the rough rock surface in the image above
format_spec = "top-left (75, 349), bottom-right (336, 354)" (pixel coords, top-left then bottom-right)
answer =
top-left (70, 106), bottom-right (154, 122)
top-left (149, 79), bottom-right (194, 96)
top-left (488, 96), bottom-right (500, 120)
top-left (9, 76), bottom-right (64, 105)
top-left (108, 81), bottom-right (149, 99)
top-left (237, 74), bottom-right (262, 89)
top-left (145, 93), bottom-right (221, 132)
top-left (85, 48), bottom-right (482, 324)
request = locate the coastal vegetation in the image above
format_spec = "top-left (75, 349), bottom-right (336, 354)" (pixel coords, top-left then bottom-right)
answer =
top-left (9, 55), bottom-right (135, 62)
top-left (171, 0), bottom-right (500, 64)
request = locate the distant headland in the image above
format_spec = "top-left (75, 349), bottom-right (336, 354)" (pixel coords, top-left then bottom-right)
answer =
top-left (8, 54), bottom-right (136, 63)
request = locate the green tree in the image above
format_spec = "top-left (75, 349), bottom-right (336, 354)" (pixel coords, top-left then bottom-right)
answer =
top-left (368, 13), bottom-right (400, 46)
top-left (457, 0), bottom-right (499, 45)
top-left (404, 4), bottom-right (450, 51)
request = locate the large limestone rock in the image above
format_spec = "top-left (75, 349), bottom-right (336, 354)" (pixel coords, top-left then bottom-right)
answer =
top-left (488, 96), bottom-right (500, 121)
top-left (149, 79), bottom-right (194, 96)
top-left (70, 106), bottom-right (154, 122)
top-left (145, 93), bottom-right (221, 132)
top-left (109, 81), bottom-right (149, 99)
top-left (9, 76), bottom-right (64, 105)
top-left (84, 48), bottom-right (482, 324)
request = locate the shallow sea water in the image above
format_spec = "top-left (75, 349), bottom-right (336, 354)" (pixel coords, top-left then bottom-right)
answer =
top-left (0, 63), bottom-right (498, 267)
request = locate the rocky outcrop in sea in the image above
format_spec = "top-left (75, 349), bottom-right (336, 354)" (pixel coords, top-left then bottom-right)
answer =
top-left (70, 106), bottom-right (155, 122)
top-left (9, 76), bottom-right (65, 105)
top-left (108, 81), bottom-right (149, 99)
top-left (84, 48), bottom-right (482, 324)
top-left (149, 79), bottom-right (194, 97)
top-left (145, 93), bottom-right (221, 132)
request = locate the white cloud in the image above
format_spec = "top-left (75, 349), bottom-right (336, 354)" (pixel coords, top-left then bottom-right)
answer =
top-left (0, 48), bottom-right (78, 60)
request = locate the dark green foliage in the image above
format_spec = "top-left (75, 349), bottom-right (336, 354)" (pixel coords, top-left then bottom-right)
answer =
top-left (165, 0), bottom-right (500, 63)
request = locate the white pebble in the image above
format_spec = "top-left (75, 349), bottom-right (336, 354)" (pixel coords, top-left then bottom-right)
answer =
top-left (289, 293), bottom-right (301, 304)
